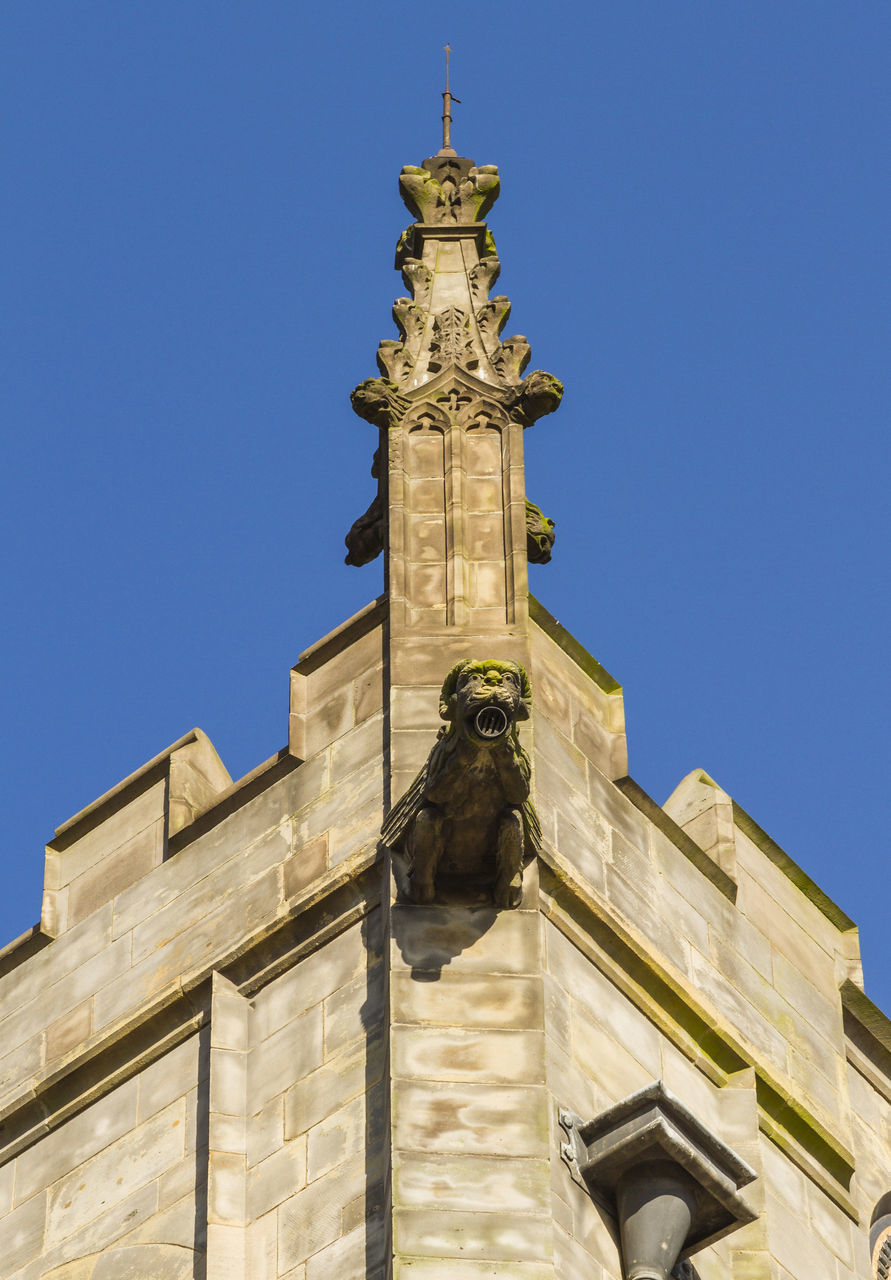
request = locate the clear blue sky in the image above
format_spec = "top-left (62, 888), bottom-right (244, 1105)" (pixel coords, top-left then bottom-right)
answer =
top-left (2, 4), bottom-right (889, 1005)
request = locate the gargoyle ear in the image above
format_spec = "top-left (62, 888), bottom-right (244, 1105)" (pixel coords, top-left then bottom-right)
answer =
top-left (439, 661), bottom-right (469, 720)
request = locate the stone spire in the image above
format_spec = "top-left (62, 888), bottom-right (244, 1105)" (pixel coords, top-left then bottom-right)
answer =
top-left (344, 147), bottom-right (563, 625)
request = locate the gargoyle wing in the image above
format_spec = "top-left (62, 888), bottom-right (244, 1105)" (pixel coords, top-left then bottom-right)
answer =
top-left (521, 798), bottom-right (543, 860)
top-left (380, 757), bottom-right (430, 854)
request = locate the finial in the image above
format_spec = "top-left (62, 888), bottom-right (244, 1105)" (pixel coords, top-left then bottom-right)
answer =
top-left (438, 44), bottom-right (460, 157)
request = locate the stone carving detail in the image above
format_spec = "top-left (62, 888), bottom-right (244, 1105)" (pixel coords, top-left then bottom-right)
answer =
top-left (428, 307), bottom-right (477, 374)
top-left (469, 256), bottom-right (501, 303)
top-left (400, 257), bottom-right (433, 307)
top-left (476, 296), bottom-right (512, 355)
top-left (350, 377), bottom-right (410, 429)
top-left (399, 159), bottom-right (500, 225)
top-left (381, 660), bottom-right (542, 908)
top-left (376, 340), bottom-right (414, 384)
top-left (525, 499), bottom-right (556, 564)
top-left (393, 298), bottom-right (426, 345)
top-left (492, 334), bottom-right (532, 383)
top-left (508, 369), bottom-right (564, 425)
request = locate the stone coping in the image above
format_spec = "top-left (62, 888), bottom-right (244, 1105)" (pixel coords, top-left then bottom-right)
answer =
top-left (50, 728), bottom-right (203, 846)
top-left (731, 799), bottom-right (856, 933)
top-left (528, 595), bottom-right (622, 694)
top-left (296, 595), bottom-right (387, 672)
top-left (614, 776), bottom-right (737, 902)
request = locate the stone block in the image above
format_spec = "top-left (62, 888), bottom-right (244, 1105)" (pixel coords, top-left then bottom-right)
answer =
top-left (394, 1151), bottom-right (550, 1214)
top-left (306, 1093), bottom-right (368, 1182)
top-left (45, 1098), bottom-right (185, 1247)
top-left (0, 932), bottom-right (132, 1074)
top-left (688, 947), bottom-right (790, 1073)
top-left (571, 1002), bottom-right (655, 1102)
top-left (284, 1033), bottom-right (385, 1139)
top-left (304, 684), bottom-right (354, 758)
top-left (130, 826), bottom-right (289, 966)
top-left (45, 998), bottom-right (93, 1064)
top-left (249, 1004), bottom-right (324, 1109)
top-left (247, 1136), bottom-right (307, 1219)
top-left (392, 1026), bottom-right (546, 1086)
top-left (50, 778), bottom-right (167, 889)
top-left (67, 819), bottom-right (165, 929)
top-left (771, 948), bottom-right (843, 1046)
top-left (328, 801), bottom-right (382, 869)
top-left (95, 868), bottom-right (279, 1030)
top-left (246, 1094), bottom-right (284, 1169)
top-left (604, 860), bottom-right (693, 976)
top-left (554, 812), bottom-right (608, 898)
top-left (765, 1190), bottom-right (837, 1277)
top-left (392, 1080), bottom-right (549, 1157)
top-left (393, 1206), bottom-right (552, 1262)
top-left (305, 1217), bottom-right (387, 1280)
top-left (391, 905), bottom-right (541, 977)
top-left (211, 981), bottom-right (251, 1054)
top-left (0, 905), bottom-right (112, 1014)
top-left (137, 1033), bottom-right (202, 1124)
top-left (331, 713), bottom-right (385, 783)
top-left (209, 1112), bottom-right (246, 1155)
top-left (5, 1190), bottom-right (47, 1274)
top-left (207, 1149), bottom-right (246, 1225)
top-left (391, 971), bottom-right (544, 1031)
top-left (15, 1077), bottom-right (139, 1205)
top-left (276, 1155), bottom-right (366, 1269)
top-left (252, 919), bottom-right (374, 1044)
top-left (282, 833), bottom-right (328, 899)
top-left (587, 765), bottom-right (648, 857)
top-left (323, 968), bottom-right (386, 1058)
top-left (291, 758), bottom-right (380, 851)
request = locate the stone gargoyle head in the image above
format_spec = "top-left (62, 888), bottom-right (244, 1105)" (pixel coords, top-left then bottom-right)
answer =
top-left (439, 659), bottom-right (531, 743)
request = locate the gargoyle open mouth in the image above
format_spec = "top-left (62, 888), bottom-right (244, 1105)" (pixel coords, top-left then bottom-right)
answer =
top-left (473, 705), bottom-right (509, 739)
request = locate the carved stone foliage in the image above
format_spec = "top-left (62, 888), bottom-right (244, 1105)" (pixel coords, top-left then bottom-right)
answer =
top-left (400, 258), bottom-right (433, 308)
top-left (428, 307), bottom-right (477, 375)
top-left (525, 499), bottom-right (556, 564)
top-left (469, 256), bottom-right (501, 303)
top-left (399, 158), bottom-right (500, 225)
top-left (475, 296), bottom-right (512, 356)
top-left (493, 334), bottom-right (532, 383)
top-left (381, 660), bottom-right (542, 909)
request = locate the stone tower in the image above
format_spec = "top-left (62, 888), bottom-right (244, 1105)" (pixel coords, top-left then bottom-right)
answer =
top-left (1, 135), bottom-right (890, 1280)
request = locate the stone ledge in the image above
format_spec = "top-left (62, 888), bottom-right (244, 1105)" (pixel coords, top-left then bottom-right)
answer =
top-left (537, 845), bottom-right (858, 1218)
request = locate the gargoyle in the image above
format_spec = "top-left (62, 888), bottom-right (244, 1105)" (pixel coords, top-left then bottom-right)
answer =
top-left (381, 660), bottom-right (542, 908)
